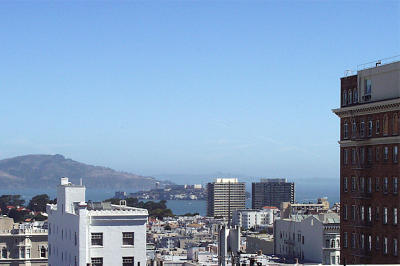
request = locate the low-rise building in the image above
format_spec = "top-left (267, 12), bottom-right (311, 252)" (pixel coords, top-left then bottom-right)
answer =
top-left (232, 207), bottom-right (278, 230)
top-left (274, 212), bottom-right (340, 264)
top-left (0, 218), bottom-right (48, 266)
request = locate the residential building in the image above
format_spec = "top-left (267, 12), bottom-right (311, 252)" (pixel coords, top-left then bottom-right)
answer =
top-left (333, 59), bottom-right (400, 264)
top-left (0, 218), bottom-right (48, 266)
top-left (246, 234), bottom-right (274, 255)
top-left (206, 178), bottom-right (246, 219)
top-left (232, 207), bottom-right (278, 230)
top-left (252, 178), bottom-right (294, 209)
top-left (280, 198), bottom-right (330, 219)
top-left (47, 177), bottom-right (148, 266)
top-left (274, 212), bottom-right (340, 265)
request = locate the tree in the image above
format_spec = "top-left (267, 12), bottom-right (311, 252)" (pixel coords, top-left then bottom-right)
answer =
top-left (28, 194), bottom-right (51, 212)
top-left (0, 195), bottom-right (25, 214)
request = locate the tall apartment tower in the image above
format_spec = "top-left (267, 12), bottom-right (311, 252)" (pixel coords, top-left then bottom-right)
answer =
top-left (333, 60), bottom-right (400, 264)
top-left (252, 178), bottom-right (294, 209)
top-left (47, 177), bottom-right (148, 266)
top-left (207, 178), bottom-right (246, 219)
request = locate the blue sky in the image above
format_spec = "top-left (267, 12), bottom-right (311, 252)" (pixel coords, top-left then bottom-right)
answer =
top-left (1, 1), bottom-right (399, 183)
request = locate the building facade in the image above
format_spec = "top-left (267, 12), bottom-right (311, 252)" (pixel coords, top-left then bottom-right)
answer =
top-left (252, 178), bottom-right (294, 209)
top-left (274, 213), bottom-right (340, 265)
top-left (0, 219), bottom-right (48, 266)
top-left (232, 207), bottom-right (278, 230)
top-left (206, 178), bottom-right (246, 219)
top-left (47, 177), bottom-right (148, 266)
top-left (333, 60), bottom-right (400, 264)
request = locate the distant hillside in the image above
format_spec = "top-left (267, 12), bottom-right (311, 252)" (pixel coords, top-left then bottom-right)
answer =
top-left (0, 154), bottom-right (169, 190)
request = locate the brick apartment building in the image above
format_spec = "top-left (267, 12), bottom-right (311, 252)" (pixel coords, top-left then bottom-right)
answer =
top-left (333, 60), bottom-right (400, 264)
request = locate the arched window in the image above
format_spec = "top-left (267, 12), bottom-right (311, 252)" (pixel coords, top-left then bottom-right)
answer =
top-left (1, 247), bottom-right (7, 259)
top-left (383, 114), bottom-right (389, 135)
top-left (349, 90), bottom-right (352, 104)
top-left (393, 113), bottom-right (399, 135)
top-left (343, 91), bottom-right (347, 106)
top-left (40, 246), bottom-right (46, 258)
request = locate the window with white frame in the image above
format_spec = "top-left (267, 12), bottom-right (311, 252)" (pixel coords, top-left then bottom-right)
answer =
top-left (361, 234), bottom-right (365, 249)
top-left (368, 120), bottom-right (373, 136)
top-left (394, 208), bottom-right (398, 225)
top-left (123, 232), bottom-right (134, 245)
top-left (368, 235), bottom-right (372, 251)
top-left (91, 257), bottom-right (103, 266)
top-left (26, 248), bottom-right (30, 258)
top-left (361, 206), bottom-right (365, 221)
top-left (123, 257), bottom-right (134, 266)
top-left (1, 247), bottom-right (6, 259)
top-left (360, 121), bottom-right (365, 137)
top-left (91, 233), bottom-right (103, 246)
top-left (20, 248), bottom-right (25, 259)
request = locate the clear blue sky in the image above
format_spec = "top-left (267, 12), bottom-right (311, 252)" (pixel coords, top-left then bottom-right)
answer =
top-left (1, 1), bottom-right (399, 182)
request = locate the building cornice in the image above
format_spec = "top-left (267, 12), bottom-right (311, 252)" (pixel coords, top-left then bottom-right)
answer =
top-left (332, 98), bottom-right (400, 118)
top-left (339, 135), bottom-right (400, 147)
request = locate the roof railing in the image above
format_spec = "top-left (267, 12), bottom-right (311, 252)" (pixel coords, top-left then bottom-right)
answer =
top-left (343, 55), bottom-right (400, 77)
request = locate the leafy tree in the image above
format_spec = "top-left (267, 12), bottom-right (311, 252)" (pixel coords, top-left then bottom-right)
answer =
top-left (28, 194), bottom-right (52, 212)
top-left (0, 195), bottom-right (25, 214)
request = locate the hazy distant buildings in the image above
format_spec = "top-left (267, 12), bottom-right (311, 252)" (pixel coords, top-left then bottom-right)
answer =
top-left (207, 178), bottom-right (246, 219)
top-left (252, 178), bottom-right (294, 209)
top-left (333, 60), bottom-right (400, 264)
top-left (47, 177), bottom-right (148, 266)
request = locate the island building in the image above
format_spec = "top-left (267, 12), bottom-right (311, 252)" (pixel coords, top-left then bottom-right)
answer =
top-left (47, 177), bottom-right (148, 266)
top-left (332, 59), bottom-right (400, 264)
top-left (206, 178), bottom-right (246, 219)
top-left (252, 178), bottom-right (295, 209)
top-left (0, 217), bottom-right (48, 266)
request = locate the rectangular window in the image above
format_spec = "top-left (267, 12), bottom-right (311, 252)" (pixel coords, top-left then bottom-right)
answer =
top-left (123, 232), bottom-right (134, 245)
top-left (376, 177), bottom-right (380, 192)
top-left (91, 233), bottom-right (103, 246)
top-left (394, 146), bottom-right (398, 163)
top-left (26, 248), bottom-right (30, 258)
top-left (361, 206), bottom-right (365, 221)
top-left (344, 177), bottom-right (348, 192)
top-left (394, 208), bottom-right (398, 225)
top-left (384, 237), bottom-right (388, 254)
top-left (123, 257), bottom-right (134, 266)
top-left (384, 207), bottom-right (388, 224)
top-left (376, 147), bottom-right (380, 161)
top-left (1, 247), bottom-right (6, 258)
top-left (352, 121), bottom-right (357, 138)
top-left (91, 257), bottom-right (103, 266)
top-left (361, 234), bottom-right (365, 249)
top-left (376, 120), bottom-right (380, 134)
top-left (343, 232), bottom-right (348, 248)
top-left (352, 149), bottom-right (356, 164)
top-left (384, 177), bottom-right (388, 193)
top-left (395, 238), bottom-right (398, 256)
top-left (352, 177), bottom-right (357, 191)
top-left (367, 148), bottom-right (372, 164)
top-left (360, 121), bottom-right (365, 137)
top-left (376, 236), bottom-right (380, 250)
top-left (376, 207), bottom-right (380, 221)
top-left (360, 177), bottom-right (365, 192)
top-left (351, 233), bottom-right (356, 249)
top-left (368, 235), bottom-right (372, 251)
top-left (394, 177), bottom-right (398, 194)
top-left (20, 248), bottom-right (25, 259)
top-left (352, 205), bottom-right (356, 221)
top-left (344, 123), bottom-right (349, 139)
top-left (368, 120), bottom-right (373, 136)
top-left (360, 147), bottom-right (365, 163)
top-left (365, 79), bottom-right (372, 95)
top-left (344, 149), bottom-right (348, 165)
top-left (384, 146), bottom-right (389, 161)
top-left (368, 177), bottom-right (372, 193)
top-left (368, 206), bottom-right (372, 222)
top-left (343, 205), bottom-right (348, 220)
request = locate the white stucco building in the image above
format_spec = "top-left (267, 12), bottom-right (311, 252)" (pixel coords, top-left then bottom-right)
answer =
top-left (274, 212), bottom-right (340, 265)
top-left (232, 207), bottom-right (278, 230)
top-left (47, 177), bottom-right (148, 266)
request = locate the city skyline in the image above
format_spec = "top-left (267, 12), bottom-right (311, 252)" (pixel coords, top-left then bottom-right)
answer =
top-left (1, 1), bottom-right (399, 181)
